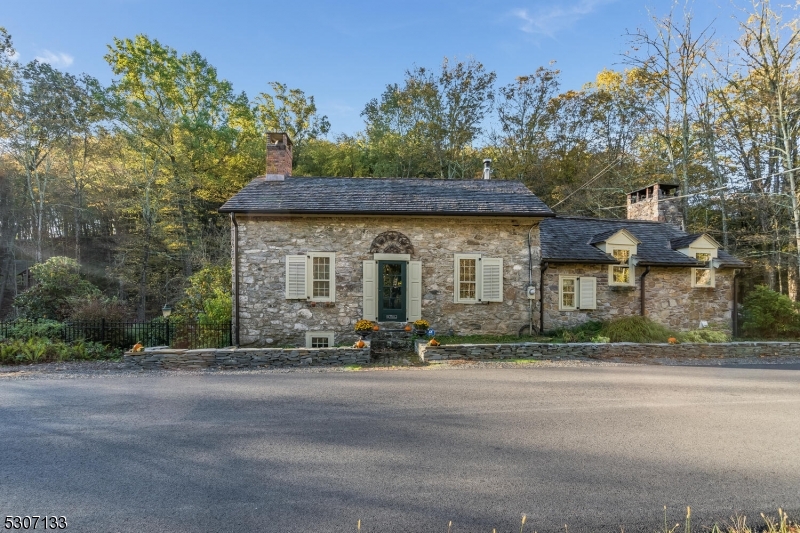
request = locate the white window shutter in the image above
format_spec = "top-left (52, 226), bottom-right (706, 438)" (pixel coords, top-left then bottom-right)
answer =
top-left (408, 261), bottom-right (422, 321)
top-left (578, 277), bottom-right (596, 310)
top-left (362, 260), bottom-right (377, 321)
top-left (286, 255), bottom-right (307, 299)
top-left (480, 257), bottom-right (503, 302)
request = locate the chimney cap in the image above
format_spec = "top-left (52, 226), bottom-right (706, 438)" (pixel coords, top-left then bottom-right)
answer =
top-left (627, 182), bottom-right (679, 196)
top-left (267, 132), bottom-right (293, 147)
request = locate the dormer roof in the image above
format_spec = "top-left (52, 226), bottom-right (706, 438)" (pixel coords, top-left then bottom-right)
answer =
top-left (669, 233), bottom-right (721, 250)
top-left (589, 228), bottom-right (641, 246)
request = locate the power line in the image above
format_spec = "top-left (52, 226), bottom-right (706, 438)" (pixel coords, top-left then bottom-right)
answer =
top-left (551, 154), bottom-right (626, 209)
top-left (595, 166), bottom-right (800, 211)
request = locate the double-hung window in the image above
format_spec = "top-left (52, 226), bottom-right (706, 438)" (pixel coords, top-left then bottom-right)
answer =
top-left (285, 252), bottom-right (336, 302)
top-left (558, 276), bottom-right (596, 311)
top-left (453, 254), bottom-right (503, 304)
top-left (692, 252), bottom-right (713, 287)
top-left (608, 247), bottom-right (635, 286)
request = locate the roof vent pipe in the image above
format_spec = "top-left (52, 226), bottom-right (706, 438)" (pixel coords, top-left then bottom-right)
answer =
top-left (483, 159), bottom-right (492, 180)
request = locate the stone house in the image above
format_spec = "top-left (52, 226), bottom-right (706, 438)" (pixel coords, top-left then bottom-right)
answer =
top-left (220, 135), bottom-right (746, 347)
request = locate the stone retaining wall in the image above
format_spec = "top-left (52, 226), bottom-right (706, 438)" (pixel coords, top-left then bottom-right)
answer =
top-left (123, 346), bottom-right (371, 370)
top-left (419, 342), bottom-right (800, 362)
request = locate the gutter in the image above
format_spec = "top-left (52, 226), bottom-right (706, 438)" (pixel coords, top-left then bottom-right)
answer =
top-left (527, 223), bottom-right (539, 335)
top-left (540, 262), bottom-right (549, 334)
top-left (640, 265), bottom-right (651, 316)
top-left (231, 213), bottom-right (240, 347)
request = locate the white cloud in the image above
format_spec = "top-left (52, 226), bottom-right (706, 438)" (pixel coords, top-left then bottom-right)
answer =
top-left (6, 50), bottom-right (20, 62)
top-left (34, 49), bottom-right (74, 67)
top-left (512, 0), bottom-right (616, 37)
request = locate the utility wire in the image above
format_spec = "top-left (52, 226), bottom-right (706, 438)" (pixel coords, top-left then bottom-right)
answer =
top-left (595, 165), bottom-right (800, 211)
top-left (551, 154), bottom-right (626, 209)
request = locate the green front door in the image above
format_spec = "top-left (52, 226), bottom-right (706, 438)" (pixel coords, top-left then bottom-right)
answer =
top-left (378, 261), bottom-right (406, 321)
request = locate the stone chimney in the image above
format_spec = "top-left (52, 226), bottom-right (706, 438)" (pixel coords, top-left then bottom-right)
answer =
top-left (626, 183), bottom-right (683, 229)
top-left (266, 132), bottom-right (293, 179)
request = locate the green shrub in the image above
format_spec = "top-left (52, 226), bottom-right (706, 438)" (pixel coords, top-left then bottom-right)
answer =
top-left (740, 286), bottom-right (800, 339)
top-left (3, 319), bottom-right (64, 341)
top-left (14, 257), bottom-right (100, 320)
top-left (176, 265), bottom-right (232, 322)
top-left (600, 316), bottom-right (676, 343)
top-left (552, 321), bottom-right (604, 343)
top-left (0, 337), bottom-right (119, 365)
top-left (678, 328), bottom-right (730, 343)
top-left (68, 296), bottom-right (131, 322)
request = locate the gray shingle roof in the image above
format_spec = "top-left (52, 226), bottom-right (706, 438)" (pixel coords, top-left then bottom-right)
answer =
top-left (669, 234), bottom-right (705, 249)
top-left (219, 176), bottom-right (555, 217)
top-left (541, 217), bottom-right (746, 268)
top-left (587, 229), bottom-right (620, 245)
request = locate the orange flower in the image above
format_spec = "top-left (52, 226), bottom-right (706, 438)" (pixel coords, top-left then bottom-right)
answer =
top-left (667, 337), bottom-right (678, 344)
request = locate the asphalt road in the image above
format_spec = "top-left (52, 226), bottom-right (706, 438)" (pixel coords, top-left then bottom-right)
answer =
top-left (1, 364), bottom-right (799, 532)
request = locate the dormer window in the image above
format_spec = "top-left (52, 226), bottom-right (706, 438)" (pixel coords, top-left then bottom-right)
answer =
top-left (590, 228), bottom-right (640, 287)
top-left (610, 248), bottom-right (633, 285)
top-left (671, 233), bottom-right (720, 289)
top-left (693, 252), bottom-right (713, 287)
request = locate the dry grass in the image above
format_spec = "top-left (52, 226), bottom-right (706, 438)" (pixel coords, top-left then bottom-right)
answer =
top-left (352, 509), bottom-right (798, 532)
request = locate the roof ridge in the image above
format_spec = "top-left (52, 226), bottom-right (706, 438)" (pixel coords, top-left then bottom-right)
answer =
top-left (551, 215), bottom-right (682, 225)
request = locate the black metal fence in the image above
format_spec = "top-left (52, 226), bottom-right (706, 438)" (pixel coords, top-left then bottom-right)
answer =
top-left (0, 319), bottom-right (232, 350)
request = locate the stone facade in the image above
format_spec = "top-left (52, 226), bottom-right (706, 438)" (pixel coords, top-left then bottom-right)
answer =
top-left (234, 215), bottom-right (542, 347)
top-left (543, 264), bottom-right (734, 332)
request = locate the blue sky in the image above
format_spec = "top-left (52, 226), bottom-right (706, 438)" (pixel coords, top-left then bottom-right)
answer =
top-left (4, 0), bottom-right (741, 136)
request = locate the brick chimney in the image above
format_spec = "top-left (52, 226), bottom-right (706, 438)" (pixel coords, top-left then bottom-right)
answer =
top-left (627, 183), bottom-right (683, 229)
top-left (266, 132), bottom-right (293, 179)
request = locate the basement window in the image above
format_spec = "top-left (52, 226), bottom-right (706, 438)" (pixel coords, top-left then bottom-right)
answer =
top-left (305, 331), bottom-right (334, 349)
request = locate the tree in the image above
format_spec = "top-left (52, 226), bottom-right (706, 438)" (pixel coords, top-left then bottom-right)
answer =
top-left (253, 82), bottom-right (330, 155)
top-left (492, 66), bottom-right (561, 182)
top-left (730, 0), bottom-right (800, 296)
top-left (105, 35), bottom-right (248, 279)
top-left (363, 58), bottom-right (496, 179)
top-left (2, 61), bottom-right (87, 262)
top-left (14, 256), bottom-right (100, 320)
top-left (626, 4), bottom-right (713, 228)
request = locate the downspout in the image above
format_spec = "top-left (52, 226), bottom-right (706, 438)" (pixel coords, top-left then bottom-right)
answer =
top-left (540, 262), bottom-right (549, 334)
top-left (640, 265), bottom-right (651, 316)
top-left (231, 213), bottom-right (240, 347)
top-left (527, 223), bottom-right (538, 335)
top-left (732, 269), bottom-right (741, 337)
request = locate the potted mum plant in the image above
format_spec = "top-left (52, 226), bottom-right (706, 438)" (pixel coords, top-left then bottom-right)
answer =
top-left (413, 319), bottom-right (430, 335)
top-left (354, 319), bottom-right (375, 339)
